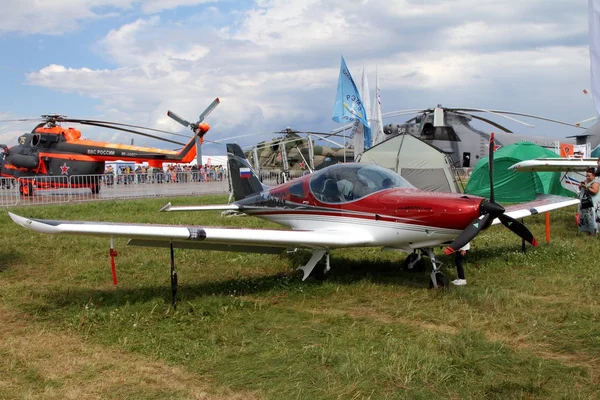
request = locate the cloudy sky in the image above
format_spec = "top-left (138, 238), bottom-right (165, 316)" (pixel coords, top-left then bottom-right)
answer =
top-left (0, 0), bottom-right (594, 155)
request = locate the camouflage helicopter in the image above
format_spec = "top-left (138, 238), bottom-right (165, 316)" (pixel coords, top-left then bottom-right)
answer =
top-left (243, 128), bottom-right (353, 179)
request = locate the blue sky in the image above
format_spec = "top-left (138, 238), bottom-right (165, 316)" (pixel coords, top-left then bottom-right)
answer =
top-left (0, 0), bottom-right (594, 155)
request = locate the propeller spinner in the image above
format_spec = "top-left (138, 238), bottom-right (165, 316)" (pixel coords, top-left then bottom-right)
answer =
top-left (444, 133), bottom-right (538, 255)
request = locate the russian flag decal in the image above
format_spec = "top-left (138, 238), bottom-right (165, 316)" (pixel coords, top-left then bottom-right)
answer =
top-left (240, 167), bottom-right (251, 179)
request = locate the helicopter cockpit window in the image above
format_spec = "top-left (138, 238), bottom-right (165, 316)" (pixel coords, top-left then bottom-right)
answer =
top-left (309, 164), bottom-right (415, 203)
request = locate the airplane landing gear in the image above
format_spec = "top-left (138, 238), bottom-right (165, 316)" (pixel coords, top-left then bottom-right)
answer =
top-left (424, 247), bottom-right (448, 289)
top-left (170, 241), bottom-right (178, 309)
top-left (404, 250), bottom-right (425, 272)
top-left (429, 272), bottom-right (449, 289)
top-left (297, 249), bottom-right (330, 280)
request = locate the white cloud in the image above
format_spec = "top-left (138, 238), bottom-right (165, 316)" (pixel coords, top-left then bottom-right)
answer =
top-left (16, 0), bottom-right (594, 149)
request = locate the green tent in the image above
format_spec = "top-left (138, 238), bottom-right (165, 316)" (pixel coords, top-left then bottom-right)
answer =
top-left (465, 142), bottom-right (574, 202)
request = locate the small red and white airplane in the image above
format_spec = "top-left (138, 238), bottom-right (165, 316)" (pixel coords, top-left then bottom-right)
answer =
top-left (9, 134), bottom-right (579, 305)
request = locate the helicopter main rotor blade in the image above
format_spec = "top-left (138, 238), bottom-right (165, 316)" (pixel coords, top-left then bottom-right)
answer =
top-left (0, 118), bottom-right (41, 123)
top-left (63, 118), bottom-right (192, 139)
top-left (382, 109), bottom-right (431, 119)
top-left (456, 109), bottom-right (584, 129)
top-left (77, 121), bottom-right (187, 146)
top-left (448, 107), bottom-right (534, 128)
top-left (455, 112), bottom-right (513, 133)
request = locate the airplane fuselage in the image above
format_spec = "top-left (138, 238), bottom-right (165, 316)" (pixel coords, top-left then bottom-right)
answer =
top-left (234, 163), bottom-right (483, 250)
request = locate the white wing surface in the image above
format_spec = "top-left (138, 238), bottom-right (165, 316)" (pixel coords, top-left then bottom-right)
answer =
top-left (510, 158), bottom-right (597, 172)
top-left (8, 212), bottom-right (373, 253)
top-left (491, 194), bottom-right (579, 225)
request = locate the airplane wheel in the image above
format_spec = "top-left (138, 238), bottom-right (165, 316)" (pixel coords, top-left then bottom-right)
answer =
top-left (310, 264), bottom-right (328, 281)
top-left (91, 184), bottom-right (100, 194)
top-left (404, 252), bottom-right (425, 272)
top-left (429, 272), bottom-right (449, 289)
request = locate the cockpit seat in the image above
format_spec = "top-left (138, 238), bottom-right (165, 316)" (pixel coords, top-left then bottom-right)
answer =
top-left (322, 179), bottom-right (344, 203)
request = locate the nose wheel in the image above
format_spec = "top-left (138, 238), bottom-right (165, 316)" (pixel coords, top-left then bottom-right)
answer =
top-left (423, 248), bottom-right (448, 289)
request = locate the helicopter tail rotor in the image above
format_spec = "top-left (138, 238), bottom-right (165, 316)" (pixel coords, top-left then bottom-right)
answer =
top-left (167, 98), bottom-right (220, 140)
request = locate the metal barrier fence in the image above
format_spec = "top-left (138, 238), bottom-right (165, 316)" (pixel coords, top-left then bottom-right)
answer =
top-left (0, 173), bottom-right (229, 207)
top-left (0, 178), bottom-right (19, 207)
top-left (258, 170), bottom-right (307, 185)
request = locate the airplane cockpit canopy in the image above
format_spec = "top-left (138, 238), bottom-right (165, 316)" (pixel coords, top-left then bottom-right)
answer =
top-left (309, 163), bottom-right (415, 203)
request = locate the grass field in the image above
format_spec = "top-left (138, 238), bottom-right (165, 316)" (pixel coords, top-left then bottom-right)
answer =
top-left (0, 195), bottom-right (599, 399)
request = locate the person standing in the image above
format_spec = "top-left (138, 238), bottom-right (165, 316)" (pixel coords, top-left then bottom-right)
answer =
top-left (578, 168), bottom-right (600, 235)
top-left (451, 242), bottom-right (469, 286)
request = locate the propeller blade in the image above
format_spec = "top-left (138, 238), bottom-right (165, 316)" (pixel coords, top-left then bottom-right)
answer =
top-left (489, 132), bottom-right (495, 203)
top-left (444, 214), bottom-right (492, 255)
top-left (197, 98), bottom-right (220, 124)
top-left (498, 214), bottom-right (538, 247)
top-left (167, 111), bottom-right (192, 128)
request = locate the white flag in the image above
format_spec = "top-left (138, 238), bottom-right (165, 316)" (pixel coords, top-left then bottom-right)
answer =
top-left (371, 67), bottom-right (385, 145)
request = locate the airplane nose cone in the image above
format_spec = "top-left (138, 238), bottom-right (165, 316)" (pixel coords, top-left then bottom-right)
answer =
top-left (480, 199), bottom-right (505, 216)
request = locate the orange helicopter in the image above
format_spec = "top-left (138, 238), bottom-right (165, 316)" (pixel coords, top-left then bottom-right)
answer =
top-left (0, 98), bottom-right (219, 195)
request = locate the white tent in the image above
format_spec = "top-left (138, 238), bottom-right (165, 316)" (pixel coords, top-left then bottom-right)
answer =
top-left (359, 134), bottom-right (460, 193)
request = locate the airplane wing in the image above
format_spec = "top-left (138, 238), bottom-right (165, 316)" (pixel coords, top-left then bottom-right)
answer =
top-left (8, 212), bottom-right (374, 253)
top-left (510, 158), bottom-right (597, 172)
top-left (491, 194), bottom-right (580, 226)
top-left (158, 202), bottom-right (240, 212)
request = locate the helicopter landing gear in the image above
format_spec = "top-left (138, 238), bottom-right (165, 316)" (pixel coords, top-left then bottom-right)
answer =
top-left (19, 182), bottom-right (33, 197)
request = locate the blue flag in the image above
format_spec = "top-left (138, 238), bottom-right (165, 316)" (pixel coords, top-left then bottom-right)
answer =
top-left (332, 56), bottom-right (370, 128)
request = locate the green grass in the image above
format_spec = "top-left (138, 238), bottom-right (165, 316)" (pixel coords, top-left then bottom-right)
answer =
top-left (0, 196), bottom-right (599, 399)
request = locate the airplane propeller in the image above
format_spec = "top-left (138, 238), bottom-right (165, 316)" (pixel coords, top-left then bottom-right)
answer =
top-left (444, 133), bottom-right (538, 255)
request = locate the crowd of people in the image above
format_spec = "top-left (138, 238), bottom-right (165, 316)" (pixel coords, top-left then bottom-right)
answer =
top-left (103, 164), bottom-right (227, 185)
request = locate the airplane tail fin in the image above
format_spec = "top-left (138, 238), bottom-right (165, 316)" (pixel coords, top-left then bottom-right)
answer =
top-left (227, 143), bottom-right (267, 201)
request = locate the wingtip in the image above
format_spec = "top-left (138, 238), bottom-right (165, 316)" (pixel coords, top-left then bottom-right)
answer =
top-left (8, 212), bottom-right (30, 228)
top-left (159, 202), bottom-right (171, 212)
